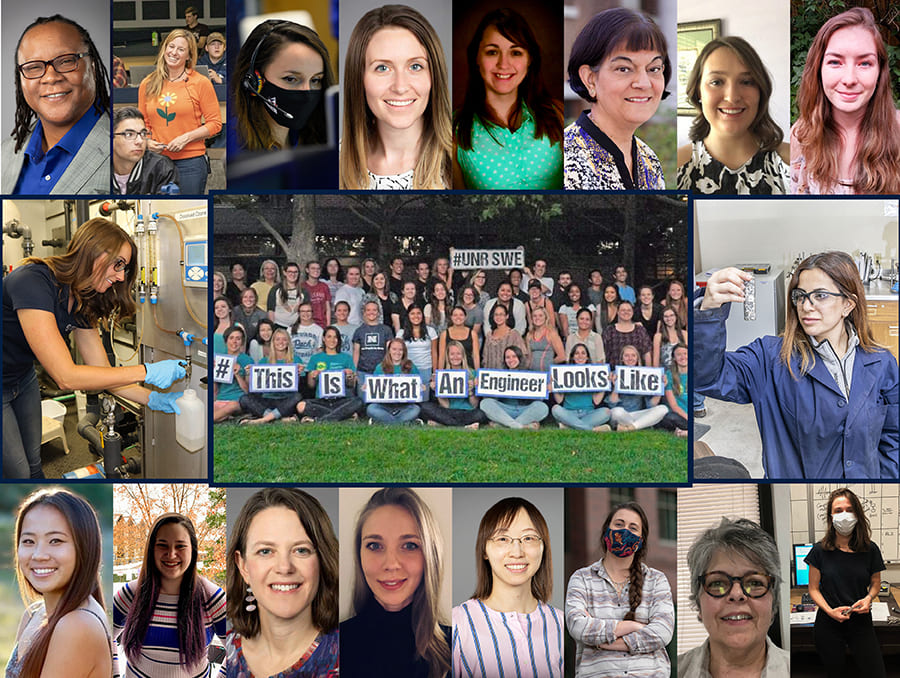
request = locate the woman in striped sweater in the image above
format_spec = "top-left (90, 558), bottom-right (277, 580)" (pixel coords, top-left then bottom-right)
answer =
top-left (452, 497), bottom-right (564, 678)
top-left (114, 513), bottom-right (227, 677)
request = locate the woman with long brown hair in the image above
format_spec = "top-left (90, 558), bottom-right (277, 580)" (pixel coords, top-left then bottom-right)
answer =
top-left (695, 251), bottom-right (898, 477)
top-left (806, 488), bottom-right (885, 678)
top-left (2, 218), bottom-right (185, 478)
top-left (566, 501), bottom-right (673, 677)
top-left (8, 488), bottom-right (113, 678)
top-left (791, 7), bottom-right (900, 194)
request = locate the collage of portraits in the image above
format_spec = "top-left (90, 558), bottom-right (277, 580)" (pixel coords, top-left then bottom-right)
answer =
top-left (0, 0), bottom-right (898, 676)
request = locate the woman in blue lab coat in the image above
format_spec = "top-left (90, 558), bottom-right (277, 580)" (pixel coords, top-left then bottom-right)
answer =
top-left (694, 251), bottom-right (898, 478)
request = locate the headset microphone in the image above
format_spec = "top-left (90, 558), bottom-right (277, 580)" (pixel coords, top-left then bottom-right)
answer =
top-left (241, 21), bottom-right (293, 119)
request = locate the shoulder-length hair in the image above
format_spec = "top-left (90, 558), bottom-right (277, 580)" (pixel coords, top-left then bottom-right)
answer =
top-left (120, 513), bottom-right (207, 669)
top-left (781, 251), bottom-right (880, 378)
top-left (381, 337), bottom-right (414, 373)
top-left (340, 4), bottom-right (452, 189)
top-left (822, 487), bottom-right (872, 552)
top-left (259, 259), bottom-right (282, 285)
top-left (568, 342), bottom-right (590, 363)
top-left (15, 488), bottom-right (104, 678)
top-left (142, 29), bottom-right (198, 99)
top-left (620, 343), bottom-right (643, 366)
top-left (599, 502), bottom-right (649, 621)
top-left (685, 36), bottom-right (782, 152)
top-left (472, 497), bottom-right (552, 602)
top-left (320, 325), bottom-right (342, 351)
top-left (444, 339), bottom-right (471, 371)
top-left (504, 344), bottom-right (525, 370)
top-left (232, 20), bottom-right (335, 151)
top-left (567, 8), bottom-right (671, 106)
top-left (455, 8), bottom-right (563, 151)
top-left (668, 343), bottom-right (688, 397)
top-left (22, 217), bottom-right (136, 329)
top-left (352, 488), bottom-right (450, 678)
top-left (402, 303), bottom-right (427, 339)
top-left (794, 7), bottom-right (900, 194)
top-left (224, 324), bottom-right (247, 353)
top-left (268, 328), bottom-right (294, 364)
top-left (228, 488), bottom-right (339, 637)
top-left (13, 15), bottom-right (110, 152)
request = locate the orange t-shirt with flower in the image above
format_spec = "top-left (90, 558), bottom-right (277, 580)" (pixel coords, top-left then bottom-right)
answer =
top-left (138, 70), bottom-right (222, 161)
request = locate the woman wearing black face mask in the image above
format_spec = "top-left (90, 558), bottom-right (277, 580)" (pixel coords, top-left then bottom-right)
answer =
top-left (806, 488), bottom-right (886, 678)
top-left (565, 501), bottom-right (673, 677)
top-left (232, 20), bottom-right (335, 152)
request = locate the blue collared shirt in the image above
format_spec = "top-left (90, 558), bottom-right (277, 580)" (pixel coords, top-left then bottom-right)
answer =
top-left (14, 106), bottom-right (102, 194)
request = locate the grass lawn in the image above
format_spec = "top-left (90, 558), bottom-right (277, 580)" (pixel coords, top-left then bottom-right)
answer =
top-left (213, 421), bottom-right (687, 484)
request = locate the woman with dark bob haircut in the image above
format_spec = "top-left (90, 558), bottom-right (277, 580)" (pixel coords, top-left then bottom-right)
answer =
top-left (565, 8), bottom-right (670, 190)
top-left (340, 5), bottom-right (452, 190)
top-left (566, 501), bottom-right (673, 676)
top-left (232, 20), bottom-right (336, 152)
top-left (791, 7), bottom-right (900, 194)
top-left (8, 488), bottom-right (113, 678)
top-left (454, 8), bottom-right (564, 189)
top-left (452, 497), bottom-right (564, 677)
top-left (806, 488), bottom-right (886, 678)
top-left (678, 517), bottom-right (788, 677)
top-left (341, 487), bottom-right (451, 678)
top-left (114, 513), bottom-right (226, 676)
top-left (677, 36), bottom-right (790, 194)
top-left (695, 251), bottom-right (899, 478)
top-left (224, 488), bottom-right (339, 677)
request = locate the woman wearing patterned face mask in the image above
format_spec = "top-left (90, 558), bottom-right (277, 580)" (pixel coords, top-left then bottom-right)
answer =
top-left (806, 488), bottom-right (885, 678)
top-left (565, 502), bottom-right (674, 677)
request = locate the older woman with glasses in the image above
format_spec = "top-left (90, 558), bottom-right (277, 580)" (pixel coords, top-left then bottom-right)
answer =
top-left (678, 517), bottom-right (788, 678)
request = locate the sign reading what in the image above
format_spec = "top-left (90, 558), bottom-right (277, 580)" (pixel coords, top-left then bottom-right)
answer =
top-left (316, 370), bottom-right (347, 398)
top-left (549, 364), bottom-right (612, 393)
top-left (475, 369), bottom-right (548, 399)
top-left (615, 365), bottom-right (665, 396)
top-left (364, 374), bottom-right (424, 403)
top-left (434, 369), bottom-right (469, 399)
top-left (248, 363), bottom-right (299, 393)
top-left (213, 354), bottom-right (236, 384)
top-left (449, 247), bottom-right (525, 270)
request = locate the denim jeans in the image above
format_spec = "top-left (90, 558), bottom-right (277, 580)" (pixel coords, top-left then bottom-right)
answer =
top-left (3, 369), bottom-right (45, 478)
top-left (551, 404), bottom-right (611, 431)
top-left (479, 398), bottom-right (548, 429)
top-left (173, 155), bottom-right (209, 194)
top-left (366, 403), bottom-right (420, 423)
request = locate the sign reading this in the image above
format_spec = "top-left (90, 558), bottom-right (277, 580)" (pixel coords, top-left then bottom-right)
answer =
top-left (317, 370), bottom-right (347, 398)
top-left (363, 374), bottom-right (424, 403)
top-left (615, 365), bottom-right (665, 396)
top-left (475, 369), bottom-right (548, 399)
top-left (213, 354), bottom-right (236, 384)
top-left (449, 248), bottom-right (525, 270)
top-left (550, 364), bottom-right (611, 393)
top-left (248, 364), bottom-right (299, 393)
top-left (434, 370), bottom-right (469, 399)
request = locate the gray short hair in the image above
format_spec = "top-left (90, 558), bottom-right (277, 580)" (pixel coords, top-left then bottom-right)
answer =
top-left (687, 517), bottom-right (780, 615)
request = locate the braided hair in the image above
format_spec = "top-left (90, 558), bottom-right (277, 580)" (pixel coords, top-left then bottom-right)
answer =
top-left (600, 501), bottom-right (650, 620)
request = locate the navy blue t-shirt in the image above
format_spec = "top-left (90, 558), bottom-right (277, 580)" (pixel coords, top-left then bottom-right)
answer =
top-left (352, 323), bottom-right (394, 373)
top-left (3, 263), bottom-right (90, 388)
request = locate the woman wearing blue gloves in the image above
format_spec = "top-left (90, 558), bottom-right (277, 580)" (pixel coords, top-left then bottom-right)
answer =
top-left (695, 252), bottom-right (898, 478)
top-left (2, 217), bottom-right (186, 479)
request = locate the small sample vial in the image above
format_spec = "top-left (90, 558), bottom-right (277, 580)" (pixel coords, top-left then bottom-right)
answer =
top-left (743, 275), bottom-right (756, 321)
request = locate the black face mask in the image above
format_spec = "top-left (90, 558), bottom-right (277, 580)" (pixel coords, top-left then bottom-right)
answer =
top-left (257, 82), bottom-right (322, 130)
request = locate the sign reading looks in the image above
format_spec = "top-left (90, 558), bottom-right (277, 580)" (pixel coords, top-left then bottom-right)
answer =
top-left (550, 364), bottom-right (611, 393)
top-left (615, 365), bottom-right (665, 396)
top-left (248, 364), bottom-right (299, 393)
top-left (449, 248), bottom-right (525, 270)
top-left (213, 354), bottom-right (236, 384)
top-left (434, 370), bottom-right (469, 399)
top-left (475, 369), bottom-right (548, 399)
top-left (364, 374), bottom-right (424, 403)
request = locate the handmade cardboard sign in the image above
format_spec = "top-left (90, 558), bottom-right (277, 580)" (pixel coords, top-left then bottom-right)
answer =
top-left (449, 248), bottom-right (525, 270)
top-left (247, 363), bottom-right (298, 393)
top-left (213, 354), bottom-right (236, 384)
top-left (475, 369), bottom-right (548, 399)
top-left (363, 374), bottom-right (424, 403)
top-left (549, 364), bottom-right (612, 393)
top-left (317, 370), bottom-right (346, 398)
top-left (615, 365), bottom-right (665, 396)
top-left (434, 369), bottom-right (469, 399)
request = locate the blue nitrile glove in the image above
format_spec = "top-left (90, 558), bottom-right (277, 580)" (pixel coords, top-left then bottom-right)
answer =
top-left (148, 391), bottom-right (183, 414)
top-left (144, 360), bottom-right (186, 388)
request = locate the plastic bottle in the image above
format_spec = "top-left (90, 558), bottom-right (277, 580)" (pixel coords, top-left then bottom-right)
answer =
top-left (152, 31), bottom-right (159, 46)
top-left (174, 390), bottom-right (205, 451)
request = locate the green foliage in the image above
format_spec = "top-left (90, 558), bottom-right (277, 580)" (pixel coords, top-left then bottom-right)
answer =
top-left (213, 421), bottom-right (687, 484)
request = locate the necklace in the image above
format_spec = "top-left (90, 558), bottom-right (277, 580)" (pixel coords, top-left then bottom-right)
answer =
top-left (168, 69), bottom-right (186, 81)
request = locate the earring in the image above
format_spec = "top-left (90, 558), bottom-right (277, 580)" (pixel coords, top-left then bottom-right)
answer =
top-left (245, 585), bottom-right (257, 612)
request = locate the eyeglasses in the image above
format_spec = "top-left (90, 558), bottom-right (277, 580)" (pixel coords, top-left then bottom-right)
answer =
top-left (489, 534), bottom-right (543, 550)
top-left (114, 129), bottom-right (152, 141)
top-left (112, 257), bottom-right (128, 272)
top-left (699, 571), bottom-right (773, 598)
top-left (790, 288), bottom-right (845, 308)
top-left (18, 52), bottom-right (89, 79)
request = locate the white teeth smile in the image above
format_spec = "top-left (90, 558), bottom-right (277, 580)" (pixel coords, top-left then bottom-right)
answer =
top-left (626, 97), bottom-right (651, 102)
top-left (270, 583), bottom-right (299, 591)
top-left (494, 74), bottom-right (514, 79)
top-left (44, 93), bottom-right (68, 100)
top-left (162, 561), bottom-right (180, 567)
top-left (719, 108), bottom-right (744, 115)
top-left (722, 614), bottom-right (752, 620)
top-left (386, 100), bottom-right (414, 107)
top-left (505, 564), bottom-right (527, 571)
top-left (32, 568), bottom-right (56, 575)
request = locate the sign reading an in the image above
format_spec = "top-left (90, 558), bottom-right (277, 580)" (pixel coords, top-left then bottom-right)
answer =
top-left (434, 370), bottom-right (469, 399)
